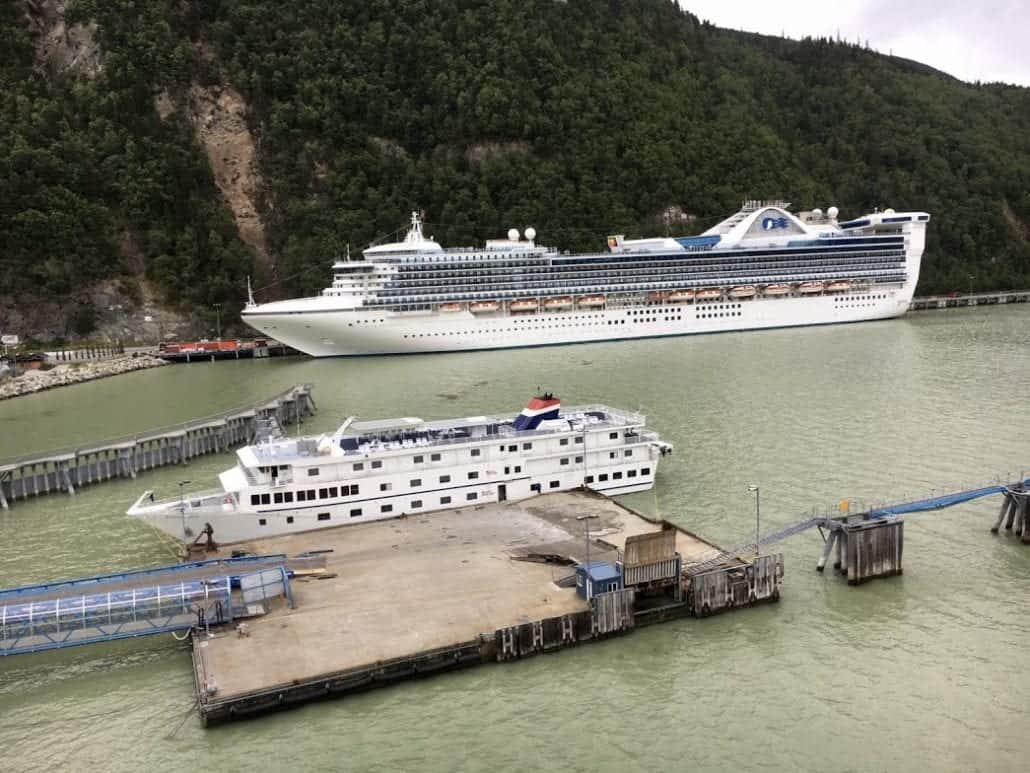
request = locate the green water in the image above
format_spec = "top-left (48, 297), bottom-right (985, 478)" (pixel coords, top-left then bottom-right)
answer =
top-left (1, 308), bottom-right (1028, 772)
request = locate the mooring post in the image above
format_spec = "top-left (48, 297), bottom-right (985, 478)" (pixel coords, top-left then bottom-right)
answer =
top-left (817, 529), bottom-right (837, 572)
top-left (992, 494), bottom-right (1010, 533)
top-left (1004, 494), bottom-right (1018, 531)
top-left (60, 462), bottom-right (75, 495)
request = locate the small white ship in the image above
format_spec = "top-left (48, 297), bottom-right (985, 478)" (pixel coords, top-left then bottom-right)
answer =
top-left (241, 201), bottom-right (930, 356)
top-left (127, 395), bottom-right (673, 544)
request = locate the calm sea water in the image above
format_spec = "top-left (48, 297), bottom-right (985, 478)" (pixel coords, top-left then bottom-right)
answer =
top-left (1, 307), bottom-right (1028, 773)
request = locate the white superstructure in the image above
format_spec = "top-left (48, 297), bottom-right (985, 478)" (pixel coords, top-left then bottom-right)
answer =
top-left (241, 202), bottom-right (930, 356)
top-left (127, 395), bottom-right (673, 544)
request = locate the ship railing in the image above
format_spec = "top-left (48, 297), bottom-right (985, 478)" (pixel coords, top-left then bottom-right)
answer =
top-left (364, 269), bottom-right (909, 305)
top-left (147, 488), bottom-right (236, 511)
top-left (343, 408), bottom-right (647, 456)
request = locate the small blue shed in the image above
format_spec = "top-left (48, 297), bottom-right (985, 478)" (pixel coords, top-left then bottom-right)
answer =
top-left (575, 561), bottom-right (623, 600)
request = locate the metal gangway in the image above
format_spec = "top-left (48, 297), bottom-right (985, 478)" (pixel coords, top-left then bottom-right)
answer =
top-left (686, 476), bottom-right (1030, 576)
top-left (0, 555), bottom-right (293, 657)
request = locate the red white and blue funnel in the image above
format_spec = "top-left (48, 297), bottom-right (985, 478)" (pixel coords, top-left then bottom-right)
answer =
top-left (514, 394), bottom-right (561, 430)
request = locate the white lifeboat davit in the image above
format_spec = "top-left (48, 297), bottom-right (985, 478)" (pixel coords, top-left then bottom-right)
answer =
top-left (668, 289), bottom-right (695, 303)
top-left (728, 286), bottom-right (757, 299)
top-left (510, 298), bottom-right (538, 312)
top-left (543, 296), bottom-right (573, 310)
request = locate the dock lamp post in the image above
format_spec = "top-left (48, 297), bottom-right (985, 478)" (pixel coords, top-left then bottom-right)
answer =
top-left (213, 304), bottom-right (222, 340)
top-left (178, 480), bottom-right (192, 540)
top-left (748, 484), bottom-right (760, 558)
top-left (577, 514), bottom-right (600, 598)
top-left (968, 275), bottom-right (975, 301)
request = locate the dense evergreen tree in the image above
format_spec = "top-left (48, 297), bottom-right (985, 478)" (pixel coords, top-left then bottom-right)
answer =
top-left (3, 0), bottom-right (1029, 306)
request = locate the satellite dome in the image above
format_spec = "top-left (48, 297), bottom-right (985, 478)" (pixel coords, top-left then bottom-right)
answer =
top-left (507, 228), bottom-right (520, 241)
top-left (883, 208), bottom-right (896, 215)
top-left (827, 206), bottom-right (839, 219)
top-left (812, 208), bottom-right (823, 217)
top-left (525, 227), bottom-right (536, 241)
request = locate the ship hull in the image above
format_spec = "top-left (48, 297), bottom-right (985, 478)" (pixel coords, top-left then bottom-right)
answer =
top-left (243, 285), bottom-right (915, 357)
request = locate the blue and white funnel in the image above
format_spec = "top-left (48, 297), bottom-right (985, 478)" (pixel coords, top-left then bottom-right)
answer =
top-left (513, 394), bottom-right (561, 431)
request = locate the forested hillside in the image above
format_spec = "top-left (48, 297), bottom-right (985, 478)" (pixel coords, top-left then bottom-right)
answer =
top-left (3, 0), bottom-right (1030, 328)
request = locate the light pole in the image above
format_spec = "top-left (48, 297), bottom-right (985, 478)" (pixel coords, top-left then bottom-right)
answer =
top-left (213, 304), bottom-right (222, 340)
top-left (748, 484), bottom-right (760, 558)
top-left (577, 514), bottom-right (600, 598)
top-left (968, 275), bottom-right (974, 300)
top-left (178, 479), bottom-right (192, 540)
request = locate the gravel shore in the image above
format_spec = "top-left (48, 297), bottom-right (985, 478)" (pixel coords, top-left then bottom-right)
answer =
top-left (0, 354), bottom-right (168, 400)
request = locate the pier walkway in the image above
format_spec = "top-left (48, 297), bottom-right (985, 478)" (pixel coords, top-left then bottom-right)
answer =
top-left (0, 556), bottom-right (292, 656)
top-left (909, 289), bottom-right (1030, 311)
top-left (0, 383), bottom-right (315, 510)
top-left (687, 476), bottom-right (1030, 580)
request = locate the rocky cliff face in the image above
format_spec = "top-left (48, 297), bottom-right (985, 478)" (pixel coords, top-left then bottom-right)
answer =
top-left (20, 0), bottom-right (102, 77)
top-left (0, 281), bottom-right (207, 345)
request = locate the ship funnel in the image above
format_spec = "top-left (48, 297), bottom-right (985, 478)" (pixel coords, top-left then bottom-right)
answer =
top-left (513, 394), bottom-right (561, 431)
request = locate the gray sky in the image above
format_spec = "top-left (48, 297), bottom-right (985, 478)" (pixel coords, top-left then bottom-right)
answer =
top-left (682, 1), bottom-right (1030, 86)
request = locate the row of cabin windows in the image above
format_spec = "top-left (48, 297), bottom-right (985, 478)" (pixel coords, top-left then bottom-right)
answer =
top-left (407, 471), bottom-right (480, 488)
top-left (584, 467), bottom-right (651, 484)
top-left (256, 489), bottom-right (492, 526)
top-left (607, 449), bottom-right (634, 460)
top-left (559, 456), bottom-right (586, 466)
top-left (352, 460), bottom-right (384, 471)
top-left (251, 484), bottom-right (359, 506)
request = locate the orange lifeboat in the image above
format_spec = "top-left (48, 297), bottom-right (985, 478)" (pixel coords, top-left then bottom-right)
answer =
top-left (646, 291), bottom-right (667, 303)
top-left (798, 282), bottom-right (824, 294)
top-left (577, 294), bottom-right (606, 308)
top-left (728, 285), bottom-right (757, 300)
top-left (542, 296), bottom-right (573, 310)
top-left (470, 301), bottom-right (500, 313)
top-left (695, 288), bottom-right (722, 301)
top-left (825, 280), bottom-right (850, 293)
top-left (510, 298), bottom-right (538, 312)
top-left (668, 289), bottom-right (695, 303)
top-left (763, 284), bottom-right (791, 297)
top-left (439, 302), bottom-right (464, 313)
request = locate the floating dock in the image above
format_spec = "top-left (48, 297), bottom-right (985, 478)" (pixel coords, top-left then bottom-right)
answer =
top-left (191, 491), bottom-right (783, 724)
top-left (0, 384), bottom-right (315, 510)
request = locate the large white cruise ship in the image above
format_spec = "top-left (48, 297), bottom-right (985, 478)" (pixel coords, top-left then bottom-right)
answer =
top-left (127, 395), bottom-right (673, 544)
top-left (241, 201), bottom-right (930, 356)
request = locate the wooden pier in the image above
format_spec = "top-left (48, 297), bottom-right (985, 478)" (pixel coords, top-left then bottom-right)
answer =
top-left (190, 491), bottom-right (783, 725)
top-left (909, 290), bottom-right (1030, 311)
top-left (0, 384), bottom-right (315, 510)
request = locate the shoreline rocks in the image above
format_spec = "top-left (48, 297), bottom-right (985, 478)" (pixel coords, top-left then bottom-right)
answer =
top-left (0, 354), bottom-right (168, 400)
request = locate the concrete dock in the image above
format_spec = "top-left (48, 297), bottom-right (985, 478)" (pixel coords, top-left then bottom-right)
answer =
top-left (193, 491), bottom-right (778, 724)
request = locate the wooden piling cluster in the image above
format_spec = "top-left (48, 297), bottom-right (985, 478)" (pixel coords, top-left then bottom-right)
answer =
top-left (992, 484), bottom-right (1030, 543)
top-left (817, 519), bottom-right (904, 585)
top-left (686, 553), bottom-right (784, 615)
top-left (0, 384), bottom-right (315, 510)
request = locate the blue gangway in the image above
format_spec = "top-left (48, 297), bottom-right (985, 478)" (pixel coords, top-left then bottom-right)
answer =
top-left (0, 555), bottom-right (292, 657)
top-left (866, 478), bottom-right (1029, 518)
